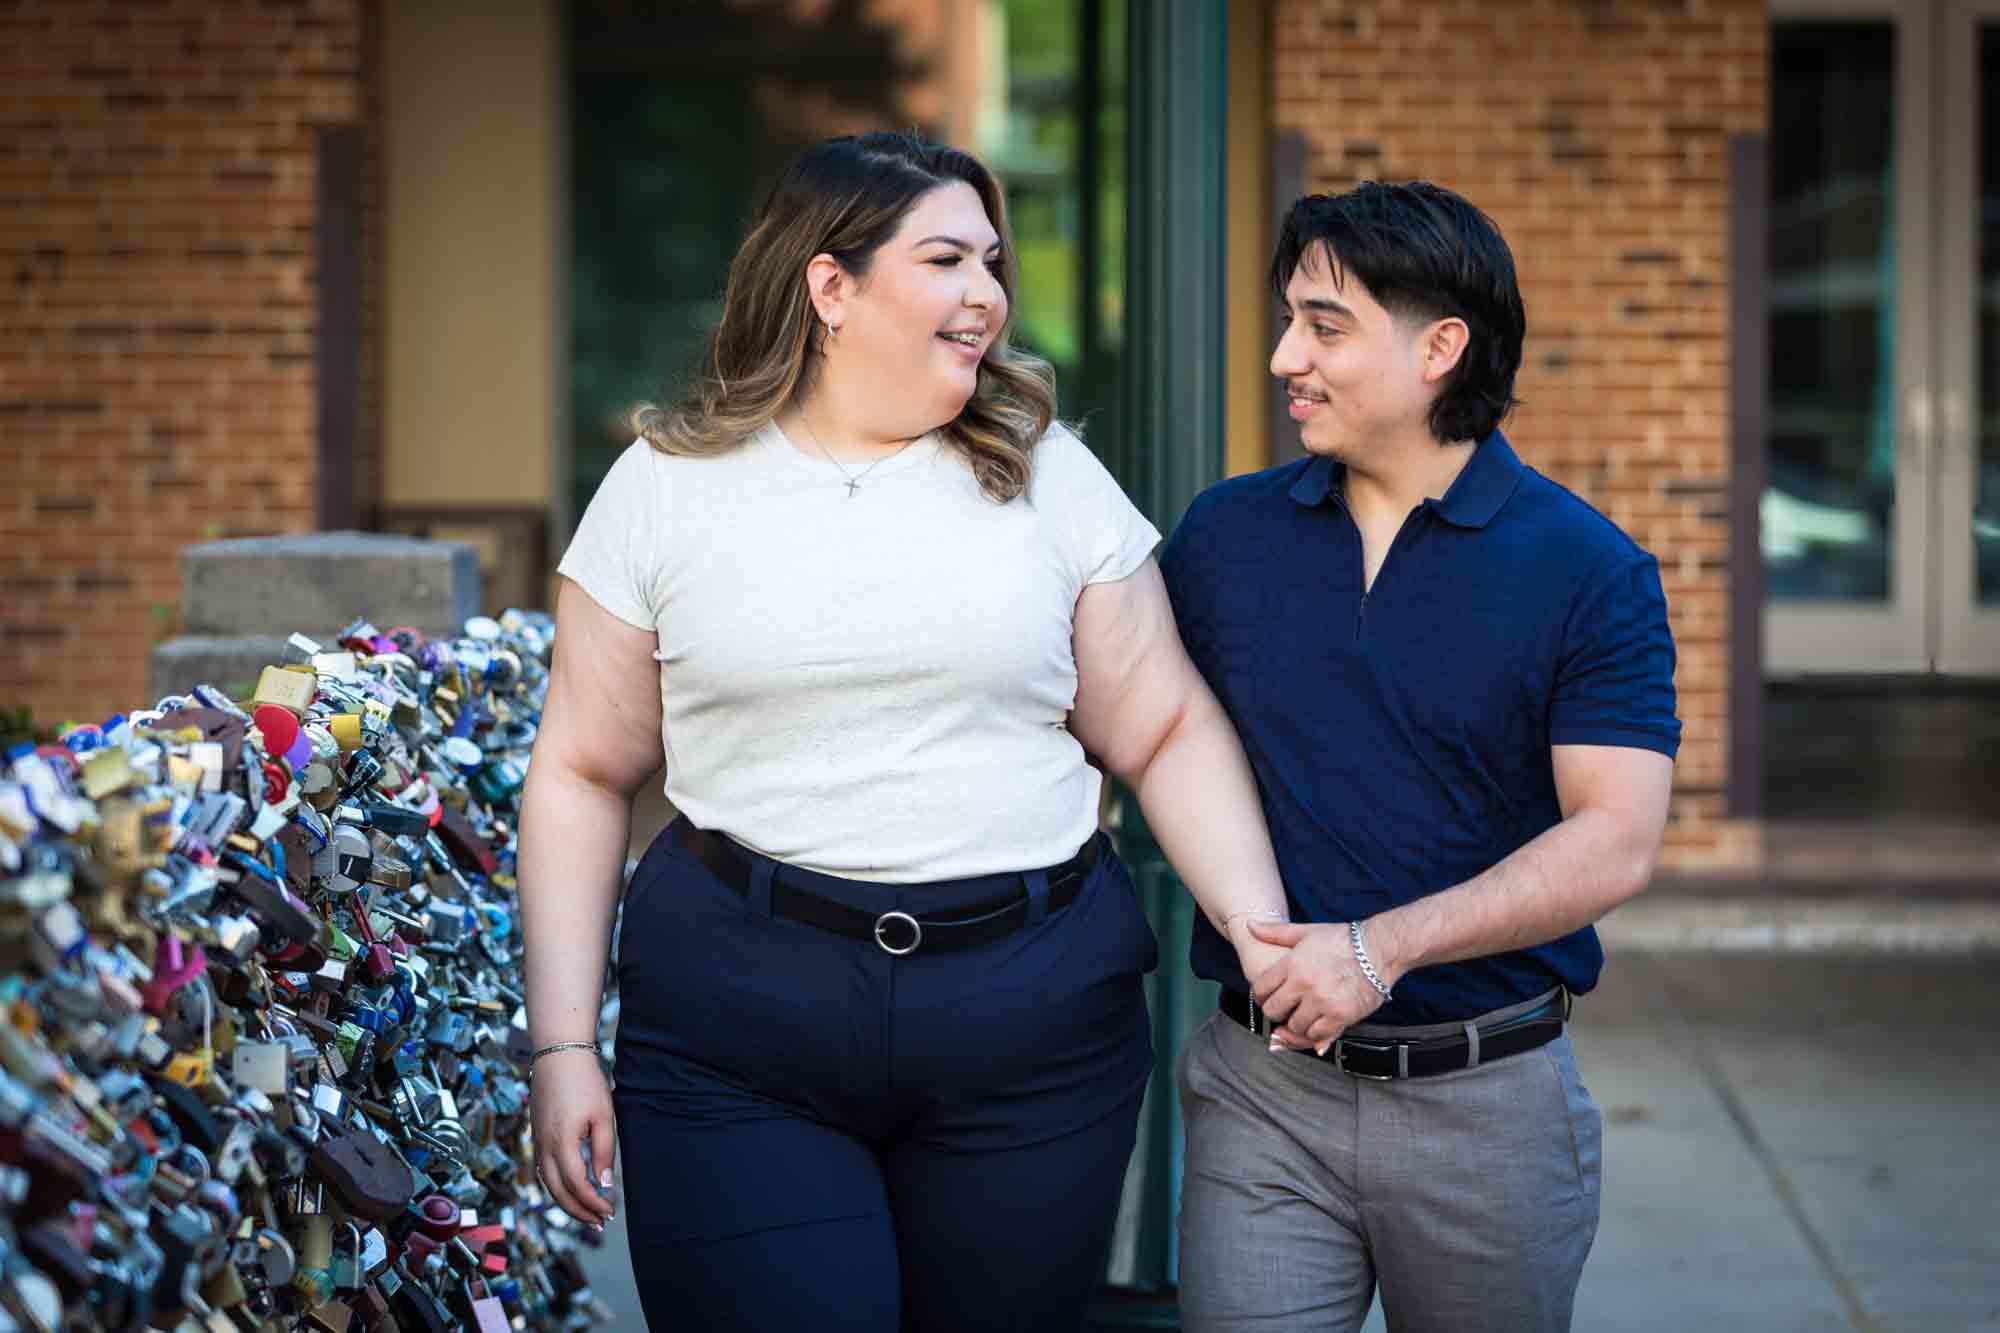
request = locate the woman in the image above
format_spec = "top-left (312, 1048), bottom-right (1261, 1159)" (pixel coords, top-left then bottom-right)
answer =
top-left (519, 131), bottom-right (1290, 1332)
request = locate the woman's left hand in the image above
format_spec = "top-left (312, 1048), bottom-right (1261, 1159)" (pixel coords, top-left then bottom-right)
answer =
top-left (1244, 919), bottom-right (1390, 1053)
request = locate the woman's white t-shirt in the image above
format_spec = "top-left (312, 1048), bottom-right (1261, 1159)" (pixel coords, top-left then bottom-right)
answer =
top-left (555, 421), bottom-right (1161, 882)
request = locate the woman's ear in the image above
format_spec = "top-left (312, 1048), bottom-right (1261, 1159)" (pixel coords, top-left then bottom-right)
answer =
top-left (805, 254), bottom-right (847, 331)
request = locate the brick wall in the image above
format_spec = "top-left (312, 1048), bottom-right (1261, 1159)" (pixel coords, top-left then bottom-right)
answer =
top-left (1272, 0), bottom-right (1768, 867)
top-left (0, 0), bottom-right (372, 727)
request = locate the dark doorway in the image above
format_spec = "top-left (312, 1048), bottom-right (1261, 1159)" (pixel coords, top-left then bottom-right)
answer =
top-left (1762, 680), bottom-right (2000, 887)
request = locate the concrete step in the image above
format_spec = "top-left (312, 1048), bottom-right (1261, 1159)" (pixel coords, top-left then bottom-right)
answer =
top-left (1602, 892), bottom-right (2000, 954)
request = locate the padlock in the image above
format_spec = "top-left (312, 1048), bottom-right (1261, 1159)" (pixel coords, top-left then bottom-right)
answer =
top-left (309, 1119), bottom-right (414, 1223)
top-left (329, 823), bottom-right (373, 896)
top-left (18, 1217), bottom-right (96, 1302)
top-left (329, 1219), bottom-right (367, 1290)
top-left (185, 791), bottom-right (249, 850)
top-left (388, 1262), bottom-right (454, 1333)
top-left (29, 900), bottom-right (87, 976)
top-left (306, 1298), bottom-right (356, 1333)
top-left (291, 1263), bottom-right (337, 1308)
top-left (200, 1257), bottom-right (249, 1310)
top-left (251, 1224), bottom-right (297, 1287)
top-left (0, 613), bottom-right (605, 1326)
top-left (253, 665), bottom-right (317, 716)
top-left (352, 1277), bottom-right (398, 1330)
top-left (460, 1276), bottom-right (510, 1333)
top-left (154, 1201), bottom-right (224, 1313)
top-left (296, 1209), bottom-right (336, 1273)
top-left (148, 1075), bottom-right (227, 1153)
top-left (231, 1039), bottom-right (290, 1095)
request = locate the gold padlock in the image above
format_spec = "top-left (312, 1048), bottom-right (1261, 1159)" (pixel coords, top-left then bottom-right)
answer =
top-left (253, 665), bottom-right (318, 716)
top-left (327, 714), bottom-right (364, 753)
top-left (161, 1047), bottom-right (212, 1087)
top-left (165, 754), bottom-right (207, 792)
top-left (80, 748), bottom-right (138, 800)
top-left (297, 1212), bottom-right (335, 1268)
top-left (202, 1259), bottom-right (250, 1309)
top-left (304, 1300), bottom-right (354, 1333)
top-left (95, 799), bottom-right (145, 875)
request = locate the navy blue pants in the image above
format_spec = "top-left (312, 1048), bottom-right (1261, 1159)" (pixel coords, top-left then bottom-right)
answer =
top-left (612, 820), bottom-right (1159, 1333)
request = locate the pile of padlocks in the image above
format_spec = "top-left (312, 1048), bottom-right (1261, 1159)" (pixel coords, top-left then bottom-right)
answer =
top-left (0, 612), bottom-right (614, 1331)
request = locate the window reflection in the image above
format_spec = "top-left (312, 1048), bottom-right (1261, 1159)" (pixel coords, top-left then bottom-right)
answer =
top-left (1766, 22), bottom-right (1897, 602)
top-left (1979, 25), bottom-right (2000, 603)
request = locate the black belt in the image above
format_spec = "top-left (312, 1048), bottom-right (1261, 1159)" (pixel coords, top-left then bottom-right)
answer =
top-left (674, 822), bottom-right (1101, 956)
top-left (1220, 987), bottom-right (1569, 1080)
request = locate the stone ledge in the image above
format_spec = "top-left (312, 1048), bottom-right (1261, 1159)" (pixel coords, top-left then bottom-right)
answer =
top-left (147, 634), bottom-right (301, 704)
top-left (181, 531), bottom-right (480, 637)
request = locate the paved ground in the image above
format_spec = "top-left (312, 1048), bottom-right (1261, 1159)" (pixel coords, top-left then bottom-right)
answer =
top-left (574, 946), bottom-right (2000, 1331)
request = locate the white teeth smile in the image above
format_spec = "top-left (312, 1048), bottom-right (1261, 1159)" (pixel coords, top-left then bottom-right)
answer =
top-left (1291, 395), bottom-right (1326, 406)
top-left (941, 333), bottom-right (982, 346)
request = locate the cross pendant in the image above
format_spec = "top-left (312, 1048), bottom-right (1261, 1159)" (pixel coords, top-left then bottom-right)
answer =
top-left (844, 480), bottom-right (860, 499)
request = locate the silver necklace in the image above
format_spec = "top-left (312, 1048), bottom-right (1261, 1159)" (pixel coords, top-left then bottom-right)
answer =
top-left (796, 412), bottom-right (915, 498)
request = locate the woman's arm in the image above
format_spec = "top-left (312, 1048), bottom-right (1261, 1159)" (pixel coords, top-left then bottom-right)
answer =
top-left (1068, 557), bottom-right (1291, 986)
top-left (517, 578), bottom-right (666, 1224)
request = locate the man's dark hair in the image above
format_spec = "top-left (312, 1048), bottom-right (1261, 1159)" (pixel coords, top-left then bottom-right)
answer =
top-left (1271, 181), bottom-right (1525, 443)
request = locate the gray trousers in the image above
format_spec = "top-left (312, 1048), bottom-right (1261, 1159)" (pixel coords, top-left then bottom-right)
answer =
top-left (1177, 1004), bottom-right (1602, 1333)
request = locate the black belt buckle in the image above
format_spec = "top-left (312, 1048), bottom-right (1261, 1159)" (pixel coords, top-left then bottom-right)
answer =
top-left (1333, 1037), bottom-right (1399, 1081)
top-left (873, 910), bottom-right (921, 956)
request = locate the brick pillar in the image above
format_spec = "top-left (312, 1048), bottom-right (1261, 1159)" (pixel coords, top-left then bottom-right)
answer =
top-left (1, 0), bottom-right (374, 726)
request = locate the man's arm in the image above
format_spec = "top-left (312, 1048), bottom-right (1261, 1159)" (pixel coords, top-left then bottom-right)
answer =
top-left (1251, 743), bottom-right (1672, 1049)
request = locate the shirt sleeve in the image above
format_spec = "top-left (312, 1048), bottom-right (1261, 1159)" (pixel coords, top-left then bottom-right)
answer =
top-left (1548, 550), bottom-right (1682, 756)
top-left (555, 439), bottom-right (661, 631)
top-left (1037, 423), bottom-right (1161, 587)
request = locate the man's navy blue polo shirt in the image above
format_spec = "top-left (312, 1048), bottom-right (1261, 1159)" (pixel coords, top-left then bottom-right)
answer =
top-left (1158, 431), bottom-right (1681, 1025)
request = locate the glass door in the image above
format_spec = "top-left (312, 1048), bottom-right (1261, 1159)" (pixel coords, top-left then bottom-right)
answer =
top-left (1936, 0), bottom-right (2000, 671)
top-left (1767, 0), bottom-right (2000, 674)
top-left (1765, 0), bottom-right (1938, 672)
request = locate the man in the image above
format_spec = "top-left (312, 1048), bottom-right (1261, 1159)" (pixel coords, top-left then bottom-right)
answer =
top-left (1160, 182), bottom-right (1679, 1332)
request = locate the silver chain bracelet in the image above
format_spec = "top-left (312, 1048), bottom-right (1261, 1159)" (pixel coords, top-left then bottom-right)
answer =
top-left (1348, 921), bottom-right (1394, 1000)
top-left (530, 1040), bottom-right (602, 1068)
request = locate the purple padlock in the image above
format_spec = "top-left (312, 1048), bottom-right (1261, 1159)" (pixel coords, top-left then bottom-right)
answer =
top-left (141, 934), bottom-right (209, 1017)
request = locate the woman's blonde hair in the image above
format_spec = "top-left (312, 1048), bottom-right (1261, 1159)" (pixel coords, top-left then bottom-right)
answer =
top-left (632, 132), bottom-right (1056, 503)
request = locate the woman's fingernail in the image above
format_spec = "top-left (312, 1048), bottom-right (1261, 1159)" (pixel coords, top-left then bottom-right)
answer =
top-left (1268, 1038), bottom-right (1284, 1053)
top-left (600, 1171), bottom-right (613, 1188)
top-left (1315, 1041), bottom-right (1331, 1056)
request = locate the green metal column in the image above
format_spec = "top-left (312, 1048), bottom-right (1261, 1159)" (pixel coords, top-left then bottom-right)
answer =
top-left (1101, 2), bottom-right (1230, 523)
top-left (1092, 3), bottom-right (1229, 1327)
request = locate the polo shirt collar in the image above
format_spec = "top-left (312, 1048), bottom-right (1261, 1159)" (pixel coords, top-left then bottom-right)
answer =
top-left (1286, 430), bottom-right (1525, 529)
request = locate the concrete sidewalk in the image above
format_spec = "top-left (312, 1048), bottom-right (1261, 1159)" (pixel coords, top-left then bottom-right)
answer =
top-left (1454, 953), bottom-right (1998, 1332)
top-left (577, 949), bottom-right (2000, 1332)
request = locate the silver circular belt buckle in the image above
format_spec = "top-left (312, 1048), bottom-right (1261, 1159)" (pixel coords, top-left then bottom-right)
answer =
top-left (873, 910), bottom-right (922, 956)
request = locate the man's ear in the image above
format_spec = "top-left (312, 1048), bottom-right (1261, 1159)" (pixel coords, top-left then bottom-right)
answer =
top-left (805, 254), bottom-right (848, 329)
top-left (1420, 317), bottom-right (1471, 384)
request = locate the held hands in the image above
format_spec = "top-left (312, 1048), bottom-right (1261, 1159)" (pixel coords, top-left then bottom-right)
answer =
top-left (529, 1051), bottom-right (619, 1229)
top-left (1244, 918), bottom-right (1395, 1055)
top-left (1229, 924), bottom-right (1293, 1013)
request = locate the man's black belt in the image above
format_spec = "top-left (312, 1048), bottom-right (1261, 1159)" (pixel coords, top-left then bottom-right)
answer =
top-left (674, 822), bottom-right (1101, 956)
top-left (1220, 986), bottom-right (1569, 1080)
